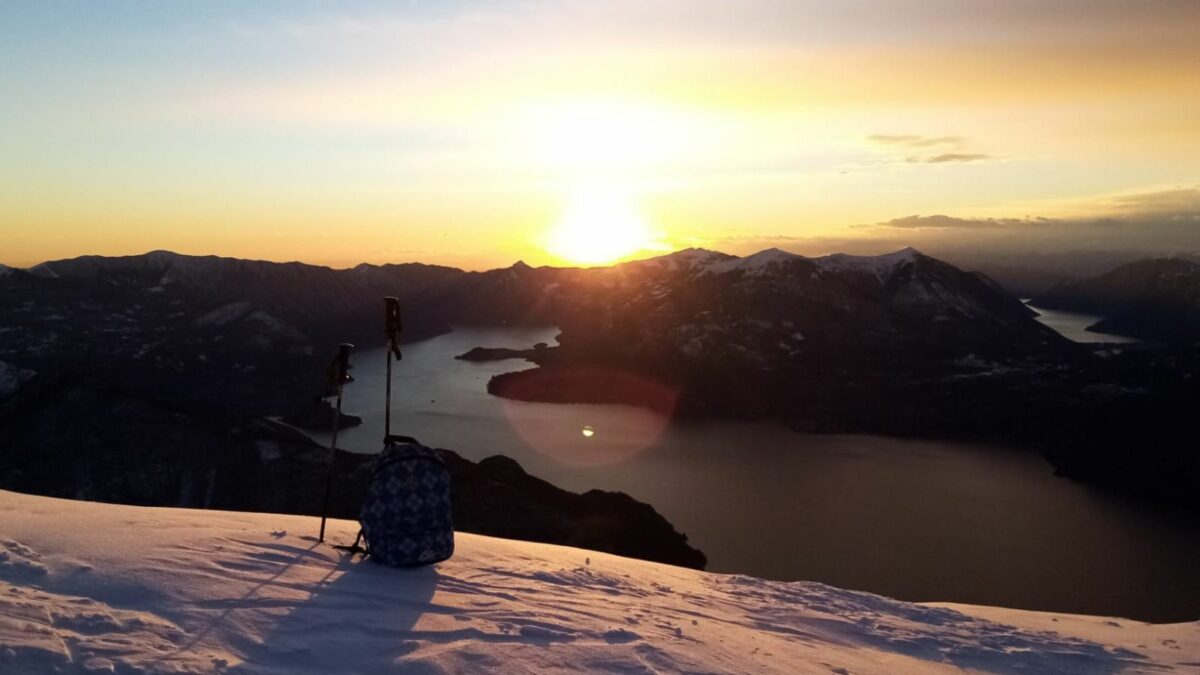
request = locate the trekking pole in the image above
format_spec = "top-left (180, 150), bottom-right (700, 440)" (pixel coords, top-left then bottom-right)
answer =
top-left (318, 343), bottom-right (353, 544)
top-left (384, 297), bottom-right (402, 441)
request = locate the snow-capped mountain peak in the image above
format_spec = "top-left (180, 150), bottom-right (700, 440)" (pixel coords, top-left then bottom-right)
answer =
top-left (812, 247), bottom-right (923, 281)
top-left (620, 247), bottom-right (734, 273)
top-left (705, 247), bottom-right (802, 275)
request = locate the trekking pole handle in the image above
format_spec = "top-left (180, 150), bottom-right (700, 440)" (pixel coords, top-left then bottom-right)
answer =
top-left (384, 297), bottom-right (402, 361)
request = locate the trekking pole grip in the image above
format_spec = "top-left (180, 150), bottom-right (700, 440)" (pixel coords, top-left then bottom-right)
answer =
top-left (384, 297), bottom-right (402, 361)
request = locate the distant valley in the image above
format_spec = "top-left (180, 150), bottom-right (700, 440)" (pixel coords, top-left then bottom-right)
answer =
top-left (1031, 257), bottom-right (1200, 342)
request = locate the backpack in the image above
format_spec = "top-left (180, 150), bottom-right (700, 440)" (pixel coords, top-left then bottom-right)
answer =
top-left (348, 297), bottom-right (454, 566)
top-left (358, 434), bottom-right (454, 567)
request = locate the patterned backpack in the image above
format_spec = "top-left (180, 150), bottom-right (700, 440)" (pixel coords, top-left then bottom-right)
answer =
top-left (348, 297), bottom-right (454, 566)
top-left (358, 435), bottom-right (454, 566)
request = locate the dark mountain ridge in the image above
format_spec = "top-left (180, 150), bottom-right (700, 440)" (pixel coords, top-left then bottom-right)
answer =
top-left (6, 245), bottom-right (1078, 441)
top-left (1032, 258), bottom-right (1200, 342)
top-left (491, 246), bottom-right (1081, 427)
top-left (4, 247), bottom-right (1197, 506)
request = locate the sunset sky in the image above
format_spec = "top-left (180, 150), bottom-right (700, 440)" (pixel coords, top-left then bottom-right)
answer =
top-left (3, 1), bottom-right (1199, 269)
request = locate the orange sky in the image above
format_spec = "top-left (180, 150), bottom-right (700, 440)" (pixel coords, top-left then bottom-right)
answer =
top-left (2, 1), bottom-right (1199, 269)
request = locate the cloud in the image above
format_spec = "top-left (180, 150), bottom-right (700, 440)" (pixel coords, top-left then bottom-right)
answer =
top-left (922, 153), bottom-right (993, 164)
top-left (705, 185), bottom-right (1200, 263)
top-left (1104, 186), bottom-right (1200, 214)
top-left (867, 186), bottom-right (1200, 254)
top-left (879, 215), bottom-right (1016, 229)
top-left (867, 134), bottom-right (963, 148)
top-left (866, 134), bottom-right (997, 165)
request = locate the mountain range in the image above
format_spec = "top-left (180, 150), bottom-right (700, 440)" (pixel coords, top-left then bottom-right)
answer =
top-left (2, 246), bottom-right (1070, 416)
top-left (1, 248), bottom-right (1197, 506)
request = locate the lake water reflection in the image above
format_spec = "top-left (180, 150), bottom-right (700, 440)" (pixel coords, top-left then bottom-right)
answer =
top-left (1026, 301), bottom-right (1139, 344)
top-left (312, 326), bottom-right (1199, 622)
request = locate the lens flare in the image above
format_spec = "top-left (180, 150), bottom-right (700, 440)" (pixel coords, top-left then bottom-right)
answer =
top-left (496, 366), bottom-right (678, 466)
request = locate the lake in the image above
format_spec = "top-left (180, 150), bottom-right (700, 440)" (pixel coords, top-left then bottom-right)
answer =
top-left (313, 326), bottom-right (1199, 622)
top-left (1026, 301), bottom-right (1139, 343)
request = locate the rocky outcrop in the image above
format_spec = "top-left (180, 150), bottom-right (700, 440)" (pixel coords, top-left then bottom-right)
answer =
top-left (280, 398), bottom-right (364, 432)
top-left (442, 453), bottom-right (705, 570)
top-left (454, 346), bottom-right (548, 362)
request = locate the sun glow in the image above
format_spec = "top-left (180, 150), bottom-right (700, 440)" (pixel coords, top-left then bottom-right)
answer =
top-left (516, 97), bottom-right (686, 265)
top-left (518, 98), bottom-right (692, 173)
top-left (545, 184), bottom-right (661, 265)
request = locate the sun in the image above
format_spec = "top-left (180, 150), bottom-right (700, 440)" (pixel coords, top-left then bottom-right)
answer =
top-left (512, 96), bottom-right (684, 265)
top-left (545, 184), bottom-right (659, 266)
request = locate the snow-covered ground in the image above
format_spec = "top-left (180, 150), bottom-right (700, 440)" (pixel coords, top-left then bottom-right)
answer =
top-left (0, 490), bottom-right (1195, 674)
